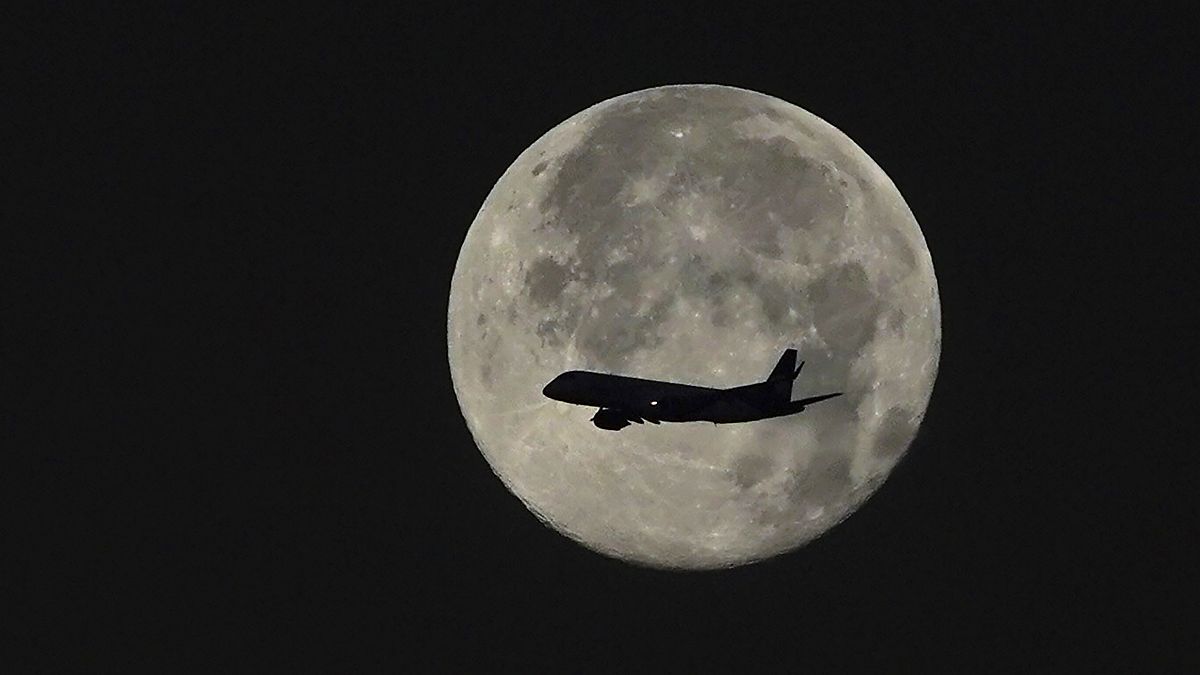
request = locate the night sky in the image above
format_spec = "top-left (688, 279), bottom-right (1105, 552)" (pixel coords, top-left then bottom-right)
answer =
top-left (9, 5), bottom-right (1193, 670)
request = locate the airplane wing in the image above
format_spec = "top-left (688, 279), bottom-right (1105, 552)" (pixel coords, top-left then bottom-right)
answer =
top-left (591, 407), bottom-right (660, 430)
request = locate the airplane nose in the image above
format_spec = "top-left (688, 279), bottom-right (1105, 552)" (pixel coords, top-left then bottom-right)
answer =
top-left (543, 373), bottom-right (573, 400)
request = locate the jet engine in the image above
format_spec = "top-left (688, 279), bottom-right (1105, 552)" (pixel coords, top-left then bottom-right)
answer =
top-left (591, 408), bottom-right (632, 431)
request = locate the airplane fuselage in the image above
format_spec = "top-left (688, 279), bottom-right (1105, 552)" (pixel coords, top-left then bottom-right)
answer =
top-left (542, 349), bottom-right (842, 430)
top-left (543, 370), bottom-right (819, 425)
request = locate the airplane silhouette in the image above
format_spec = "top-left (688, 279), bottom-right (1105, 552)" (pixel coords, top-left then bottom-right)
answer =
top-left (542, 348), bottom-right (842, 430)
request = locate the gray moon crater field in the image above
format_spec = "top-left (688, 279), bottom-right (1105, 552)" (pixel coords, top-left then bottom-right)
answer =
top-left (448, 84), bottom-right (940, 569)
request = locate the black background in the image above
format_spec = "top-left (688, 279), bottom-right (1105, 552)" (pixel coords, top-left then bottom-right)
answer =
top-left (8, 4), bottom-right (1194, 671)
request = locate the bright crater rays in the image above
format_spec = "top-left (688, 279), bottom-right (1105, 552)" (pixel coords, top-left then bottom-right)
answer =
top-left (448, 85), bottom-right (940, 569)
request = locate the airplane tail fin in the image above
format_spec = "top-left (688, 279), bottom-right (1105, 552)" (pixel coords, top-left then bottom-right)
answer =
top-left (766, 349), bottom-right (802, 403)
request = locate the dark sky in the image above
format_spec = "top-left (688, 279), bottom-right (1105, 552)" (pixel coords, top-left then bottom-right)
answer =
top-left (9, 4), bottom-right (1193, 671)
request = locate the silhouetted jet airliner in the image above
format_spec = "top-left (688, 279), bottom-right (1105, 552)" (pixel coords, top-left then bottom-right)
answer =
top-left (542, 349), bottom-right (842, 430)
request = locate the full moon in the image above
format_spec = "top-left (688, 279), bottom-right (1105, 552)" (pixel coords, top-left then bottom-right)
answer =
top-left (447, 84), bottom-right (940, 569)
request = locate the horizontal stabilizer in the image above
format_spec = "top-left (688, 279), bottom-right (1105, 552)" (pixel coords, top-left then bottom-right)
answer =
top-left (794, 392), bottom-right (842, 407)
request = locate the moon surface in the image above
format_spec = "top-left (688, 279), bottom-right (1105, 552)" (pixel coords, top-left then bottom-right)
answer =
top-left (447, 84), bottom-right (940, 569)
